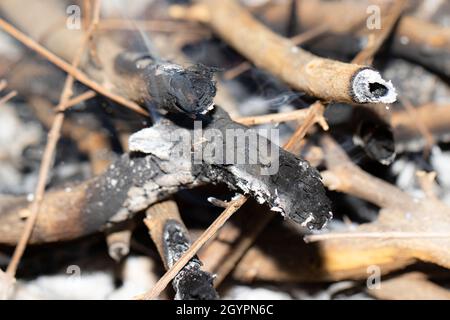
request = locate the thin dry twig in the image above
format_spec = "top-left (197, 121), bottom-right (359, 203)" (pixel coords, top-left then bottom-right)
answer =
top-left (0, 18), bottom-right (147, 116)
top-left (352, 0), bottom-right (407, 65)
top-left (98, 19), bottom-right (209, 35)
top-left (304, 231), bottom-right (450, 243)
top-left (0, 79), bottom-right (7, 91)
top-left (223, 61), bottom-right (251, 81)
top-left (57, 90), bottom-right (97, 111)
top-left (399, 97), bottom-right (435, 155)
top-left (367, 272), bottom-right (450, 300)
top-left (234, 106), bottom-right (327, 128)
top-left (0, 90), bottom-right (17, 106)
top-left (416, 171), bottom-right (439, 201)
top-left (223, 24), bottom-right (329, 80)
top-left (4, 0), bottom-right (102, 278)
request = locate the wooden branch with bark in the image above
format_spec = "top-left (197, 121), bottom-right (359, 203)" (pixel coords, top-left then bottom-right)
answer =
top-left (0, 106), bottom-right (331, 245)
top-left (170, 0), bottom-right (397, 105)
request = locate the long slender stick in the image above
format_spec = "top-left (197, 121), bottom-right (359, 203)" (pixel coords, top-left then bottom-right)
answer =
top-left (58, 90), bottom-right (97, 111)
top-left (184, 0), bottom-right (397, 104)
top-left (0, 90), bottom-right (17, 106)
top-left (5, 0), bottom-right (102, 277)
top-left (223, 24), bottom-right (329, 80)
top-left (0, 18), bottom-right (147, 116)
top-left (304, 232), bottom-right (450, 243)
top-left (235, 108), bottom-right (310, 126)
top-left (0, 79), bottom-right (7, 92)
top-left (352, 0), bottom-right (407, 65)
top-left (399, 97), bottom-right (435, 155)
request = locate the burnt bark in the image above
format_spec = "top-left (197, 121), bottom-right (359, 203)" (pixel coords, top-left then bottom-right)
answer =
top-left (0, 107), bottom-right (332, 244)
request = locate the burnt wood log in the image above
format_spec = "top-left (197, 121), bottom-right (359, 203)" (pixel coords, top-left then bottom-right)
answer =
top-left (0, 107), bottom-right (332, 244)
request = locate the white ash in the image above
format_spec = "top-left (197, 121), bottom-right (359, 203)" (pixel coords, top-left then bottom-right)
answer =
top-left (9, 256), bottom-right (158, 300)
top-left (431, 146), bottom-right (450, 189)
top-left (223, 285), bottom-right (292, 300)
top-left (392, 158), bottom-right (418, 191)
top-left (129, 127), bottom-right (174, 159)
top-left (0, 269), bottom-right (15, 300)
top-left (0, 32), bottom-right (22, 59)
top-left (229, 166), bottom-right (273, 206)
top-left (241, 0), bottom-right (271, 7)
top-left (300, 212), bottom-right (315, 229)
top-left (270, 206), bottom-right (283, 213)
top-left (239, 96), bottom-right (273, 117)
top-left (0, 104), bottom-right (42, 193)
top-left (200, 103), bottom-right (215, 115)
top-left (107, 257), bottom-right (159, 300)
top-left (100, 0), bottom-right (155, 20)
top-left (383, 59), bottom-right (450, 105)
top-left (390, 148), bottom-right (450, 205)
top-left (291, 281), bottom-right (372, 300)
top-left (351, 69), bottom-right (397, 104)
top-left (390, 156), bottom-right (432, 200)
top-left (13, 272), bottom-right (114, 300)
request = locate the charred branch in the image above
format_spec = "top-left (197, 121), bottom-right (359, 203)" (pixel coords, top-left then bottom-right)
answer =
top-left (145, 200), bottom-right (218, 300)
top-left (171, 0), bottom-right (397, 105)
top-left (0, 106), bottom-right (331, 245)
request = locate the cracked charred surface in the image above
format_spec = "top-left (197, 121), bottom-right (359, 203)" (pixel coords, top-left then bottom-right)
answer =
top-left (0, 107), bottom-right (331, 244)
top-left (193, 108), bottom-right (332, 230)
top-left (114, 52), bottom-right (217, 117)
top-left (163, 220), bottom-right (218, 300)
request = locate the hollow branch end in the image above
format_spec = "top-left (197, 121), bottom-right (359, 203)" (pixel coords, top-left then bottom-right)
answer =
top-left (351, 68), bottom-right (397, 104)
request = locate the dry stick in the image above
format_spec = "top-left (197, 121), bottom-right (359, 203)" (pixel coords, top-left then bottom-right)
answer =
top-left (4, 0), bottom-right (102, 277)
top-left (211, 211), bottom-right (274, 287)
top-left (352, 0), bottom-right (408, 65)
top-left (416, 171), bottom-right (438, 202)
top-left (210, 102), bottom-right (326, 286)
top-left (0, 79), bottom-right (7, 92)
top-left (193, 0), bottom-right (397, 104)
top-left (0, 90), bottom-right (17, 106)
top-left (144, 199), bottom-right (218, 299)
top-left (400, 97), bottom-right (435, 155)
top-left (368, 271), bottom-right (450, 300)
top-left (290, 23), bottom-right (329, 46)
top-left (304, 232), bottom-right (450, 243)
top-left (391, 103), bottom-right (450, 149)
top-left (82, 0), bottom-right (92, 30)
top-left (58, 90), bottom-right (97, 111)
top-left (223, 62), bottom-right (251, 81)
top-left (136, 195), bottom-right (248, 300)
top-left (30, 96), bottom-right (112, 175)
top-left (283, 102), bottom-right (326, 153)
top-left (98, 19), bottom-right (209, 35)
top-left (223, 24), bottom-right (329, 80)
top-left (234, 107), bottom-right (327, 127)
top-left (0, 18), bottom-right (148, 117)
